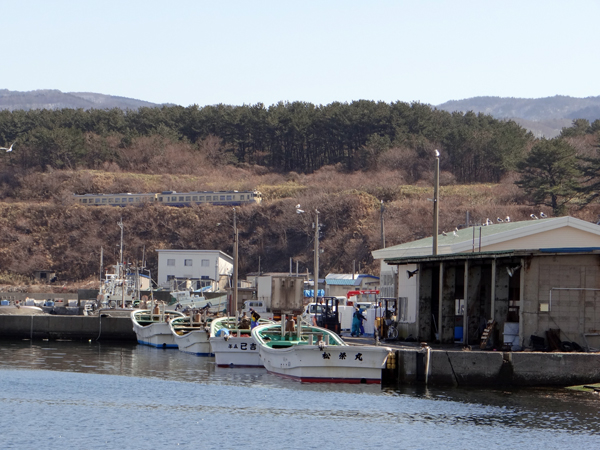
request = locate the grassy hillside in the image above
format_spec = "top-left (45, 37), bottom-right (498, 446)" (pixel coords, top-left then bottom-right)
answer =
top-left (3, 166), bottom-right (599, 291)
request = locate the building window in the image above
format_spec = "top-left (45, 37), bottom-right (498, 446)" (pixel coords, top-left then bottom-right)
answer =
top-left (184, 259), bottom-right (193, 267)
top-left (201, 259), bottom-right (210, 267)
top-left (167, 259), bottom-right (175, 266)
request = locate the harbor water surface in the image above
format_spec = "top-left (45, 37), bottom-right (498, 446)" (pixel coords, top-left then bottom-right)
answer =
top-left (1, 339), bottom-right (599, 449)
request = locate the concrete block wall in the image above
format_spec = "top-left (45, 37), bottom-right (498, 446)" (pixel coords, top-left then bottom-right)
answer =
top-left (395, 347), bottom-right (600, 387)
top-left (0, 315), bottom-right (136, 341)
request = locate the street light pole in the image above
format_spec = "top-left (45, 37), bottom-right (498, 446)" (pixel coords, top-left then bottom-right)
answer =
top-left (433, 150), bottom-right (440, 256)
top-left (313, 210), bottom-right (319, 305)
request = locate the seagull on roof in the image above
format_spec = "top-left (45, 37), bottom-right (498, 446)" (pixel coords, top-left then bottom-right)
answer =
top-left (540, 212), bottom-right (547, 218)
top-left (530, 214), bottom-right (538, 220)
top-left (0, 142), bottom-right (14, 152)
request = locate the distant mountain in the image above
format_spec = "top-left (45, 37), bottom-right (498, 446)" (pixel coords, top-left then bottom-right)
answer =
top-left (0, 89), bottom-right (162, 111)
top-left (436, 95), bottom-right (600, 138)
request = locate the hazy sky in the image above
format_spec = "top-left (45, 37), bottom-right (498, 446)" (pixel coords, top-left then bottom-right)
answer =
top-left (4, 1), bottom-right (599, 107)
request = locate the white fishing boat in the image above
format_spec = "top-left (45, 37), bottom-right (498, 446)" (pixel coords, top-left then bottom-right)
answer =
top-left (170, 290), bottom-right (228, 314)
top-left (131, 305), bottom-right (185, 348)
top-left (209, 316), bottom-right (274, 367)
top-left (169, 312), bottom-right (214, 356)
top-left (252, 323), bottom-right (392, 384)
top-left (97, 264), bottom-right (146, 309)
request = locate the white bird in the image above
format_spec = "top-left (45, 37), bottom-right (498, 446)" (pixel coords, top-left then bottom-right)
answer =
top-left (540, 212), bottom-right (547, 218)
top-left (0, 142), bottom-right (14, 152)
top-left (530, 214), bottom-right (538, 220)
top-left (434, 149), bottom-right (440, 157)
top-left (296, 209), bottom-right (304, 214)
top-left (453, 230), bottom-right (458, 237)
top-left (485, 218), bottom-right (492, 226)
top-left (505, 216), bottom-right (511, 223)
top-left (442, 231), bottom-right (447, 236)
top-left (497, 217), bottom-right (503, 223)
top-left (296, 204), bottom-right (301, 209)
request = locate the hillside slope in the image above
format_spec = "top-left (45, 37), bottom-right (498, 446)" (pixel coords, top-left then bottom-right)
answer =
top-left (0, 89), bottom-right (161, 111)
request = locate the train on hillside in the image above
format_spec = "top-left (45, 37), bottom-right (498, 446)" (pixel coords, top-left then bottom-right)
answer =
top-left (73, 190), bottom-right (262, 207)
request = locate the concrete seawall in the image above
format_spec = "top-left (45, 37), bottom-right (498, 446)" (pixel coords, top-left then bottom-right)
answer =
top-left (0, 314), bottom-right (136, 341)
top-left (395, 347), bottom-right (600, 387)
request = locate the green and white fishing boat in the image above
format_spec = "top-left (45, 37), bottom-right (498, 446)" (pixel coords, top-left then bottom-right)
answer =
top-left (252, 322), bottom-right (392, 384)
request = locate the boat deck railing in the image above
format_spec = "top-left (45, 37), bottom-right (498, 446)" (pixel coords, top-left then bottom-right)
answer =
top-left (260, 332), bottom-right (336, 348)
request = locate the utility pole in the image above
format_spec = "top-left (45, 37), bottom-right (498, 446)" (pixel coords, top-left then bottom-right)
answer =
top-left (380, 200), bottom-right (385, 248)
top-left (233, 208), bottom-right (238, 316)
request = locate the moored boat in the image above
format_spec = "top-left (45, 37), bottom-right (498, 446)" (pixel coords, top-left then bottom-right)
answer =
top-left (209, 316), bottom-right (274, 367)
top-left (252, 323), bottom-right (392, 383)
top-left (169, 312), bottom-right (214, 356)
top-left (131, 306), bottom-right (185, 348)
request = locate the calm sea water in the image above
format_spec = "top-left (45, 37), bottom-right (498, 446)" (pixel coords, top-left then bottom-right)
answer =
top-left (1, 339), bottom-right (599, 450)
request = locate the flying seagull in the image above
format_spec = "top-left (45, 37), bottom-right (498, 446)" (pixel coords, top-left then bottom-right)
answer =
top-left (0, 142), bottom-right (14, 152)
top-left (407, 268), bottom-right (419, 279)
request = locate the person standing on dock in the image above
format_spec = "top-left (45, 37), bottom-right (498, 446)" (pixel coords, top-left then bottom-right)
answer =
top-left (250, 309), bottom-right (261, 329)
top-left (351, 307), bottom-right (362, 337)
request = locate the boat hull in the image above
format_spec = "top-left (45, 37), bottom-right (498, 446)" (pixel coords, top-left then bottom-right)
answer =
top-left (173, 329), bottom-right (212, 356)
top-left (258, 344), bottom-right (389, 383)
top-left (131, 310), bottom-right (184, 348)
top-left (210, 334), bottom-right (262, 367)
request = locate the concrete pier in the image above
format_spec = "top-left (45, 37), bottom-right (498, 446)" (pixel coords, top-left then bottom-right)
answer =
top-left (344, 336), bottom-right (600, 387)
top-left (394, 346), bottom-right (600, 387)
top-left (0, 314), bottom-right (136, 341)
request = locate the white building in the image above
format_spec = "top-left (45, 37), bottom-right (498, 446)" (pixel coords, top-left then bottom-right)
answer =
top-left (155, 249), bottom-right (233, 291)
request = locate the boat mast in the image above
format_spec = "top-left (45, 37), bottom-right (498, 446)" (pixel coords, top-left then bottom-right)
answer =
top-left (99, 246), bottom-right (104, 292)
top-left (118, 217), bottom-right (125, 308)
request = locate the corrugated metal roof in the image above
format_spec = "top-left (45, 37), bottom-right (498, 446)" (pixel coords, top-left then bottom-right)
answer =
top-left (373, 216), bottom-right (600, 260)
